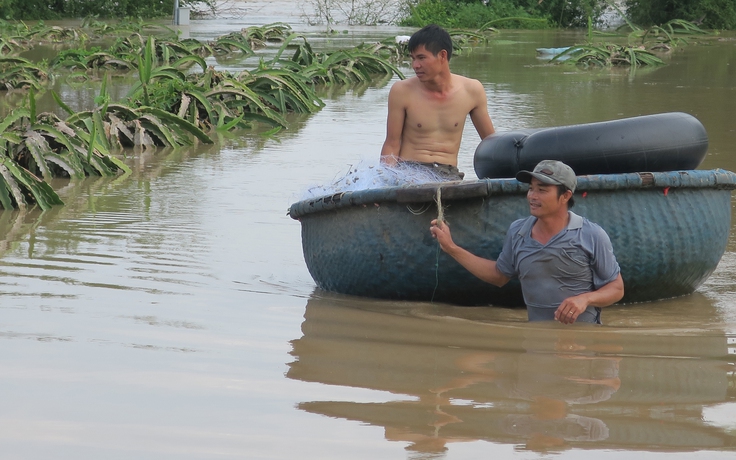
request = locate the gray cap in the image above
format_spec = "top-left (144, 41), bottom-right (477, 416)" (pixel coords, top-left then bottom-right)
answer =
top-left (516, 160), bottom-right (577, 193)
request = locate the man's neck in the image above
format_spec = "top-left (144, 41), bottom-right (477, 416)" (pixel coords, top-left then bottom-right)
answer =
top-left (532, 211), bottom-right (570, 244)
top-left (422, 71), bottom-right (453, 95)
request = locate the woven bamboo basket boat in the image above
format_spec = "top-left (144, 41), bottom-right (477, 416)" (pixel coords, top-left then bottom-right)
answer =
top-left (288, 170), bottom-right (736, 305)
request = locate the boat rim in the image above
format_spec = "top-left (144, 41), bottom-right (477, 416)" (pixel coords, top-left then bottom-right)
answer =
top-left (288, 169), bottom-right (736, 220)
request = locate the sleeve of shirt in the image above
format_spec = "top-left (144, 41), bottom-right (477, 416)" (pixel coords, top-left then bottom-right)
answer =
top-left (588, 222), bottom-right (621, 290)
top-left (496, 219), bottom-right (522, 279)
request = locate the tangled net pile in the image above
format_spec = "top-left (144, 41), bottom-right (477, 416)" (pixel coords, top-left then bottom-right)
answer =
top-left (300, 160), bottom-right (450, 200)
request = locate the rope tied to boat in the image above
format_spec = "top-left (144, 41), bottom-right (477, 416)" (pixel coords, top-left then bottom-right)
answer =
top-left (435, 185), bottom-right (445, 226)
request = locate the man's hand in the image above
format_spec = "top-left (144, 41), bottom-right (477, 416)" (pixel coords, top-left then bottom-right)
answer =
top-left (429, 219), bottom-right (510, 288)
top-left (554, 295), bottom-right (589, 324)
top-left (430, 219), bottom-right (456, 254)
top-left (555, 275), bottom-right (624, 324)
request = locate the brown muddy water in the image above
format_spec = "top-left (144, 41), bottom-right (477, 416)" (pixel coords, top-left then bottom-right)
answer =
top-left (3, 5), bottom-right (736, 459)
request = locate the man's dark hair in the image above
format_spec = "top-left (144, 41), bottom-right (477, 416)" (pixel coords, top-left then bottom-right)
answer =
top-left (408, 24), bottom-right (453, 61)
top-left (556, 184), bottom-right (575, 209)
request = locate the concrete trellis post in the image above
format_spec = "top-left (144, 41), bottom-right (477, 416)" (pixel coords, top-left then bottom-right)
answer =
top-left (173, 0), bottom-right (180, 25)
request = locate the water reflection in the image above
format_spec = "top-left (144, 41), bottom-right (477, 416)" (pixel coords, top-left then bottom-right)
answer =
top-left (288, 294), bottom-right (736, 455)
top-left (0, 21), bottom-right (735, 457)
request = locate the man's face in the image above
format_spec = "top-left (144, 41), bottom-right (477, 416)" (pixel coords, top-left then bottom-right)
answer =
top-left (410, 45), bottom-right (445, 81)
top-left (527, 178), bottom-right (569, 217)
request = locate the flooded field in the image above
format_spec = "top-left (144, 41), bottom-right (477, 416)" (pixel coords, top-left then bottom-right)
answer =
top-left (1, 4), bottom-right (736, 458)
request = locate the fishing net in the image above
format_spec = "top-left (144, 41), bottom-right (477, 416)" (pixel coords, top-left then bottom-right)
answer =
top-left (300, 159), bottom-right (451, 200)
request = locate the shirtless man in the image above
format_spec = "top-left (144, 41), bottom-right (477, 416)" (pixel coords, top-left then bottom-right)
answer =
top-left (380, 24), bottom-right (495, 180)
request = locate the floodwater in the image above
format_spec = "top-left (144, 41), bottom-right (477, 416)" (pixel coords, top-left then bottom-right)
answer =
top-left (3, 3), bottom-right (736, 458)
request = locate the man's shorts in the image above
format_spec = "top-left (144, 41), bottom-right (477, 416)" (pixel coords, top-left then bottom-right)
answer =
top-left (401, 161), bottom-right (465, 181)
top-left (527, 306), bottom-right (602, 324)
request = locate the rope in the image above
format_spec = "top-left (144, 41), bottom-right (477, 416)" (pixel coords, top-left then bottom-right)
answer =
top-left (431, 185), bottom-right (444, 303)
top-left (435, 186), bottom-right (445, 226)
top-left (431, 244), bottom-right (441, 303)
top-left (406, 203), bottom-right (432, 215)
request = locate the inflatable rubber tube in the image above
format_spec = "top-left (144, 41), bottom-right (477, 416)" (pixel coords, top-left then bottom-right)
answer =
top-left (473, 112), bottom-right (709, 179)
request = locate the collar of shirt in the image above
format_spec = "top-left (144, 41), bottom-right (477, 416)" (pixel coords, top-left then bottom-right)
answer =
top-left (517, 211), bottom-right (583, 240)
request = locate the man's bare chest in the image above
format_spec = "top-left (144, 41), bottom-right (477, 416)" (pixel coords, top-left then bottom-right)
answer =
top-left (404, 96), bottom-right (473, 132)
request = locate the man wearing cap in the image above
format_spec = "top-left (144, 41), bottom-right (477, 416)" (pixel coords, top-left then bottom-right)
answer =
top-left (430, 160), bottom-right (624, 324)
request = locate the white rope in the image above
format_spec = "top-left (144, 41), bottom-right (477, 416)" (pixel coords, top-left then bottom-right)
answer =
top-left (435, 185), bottom-right (445, 226)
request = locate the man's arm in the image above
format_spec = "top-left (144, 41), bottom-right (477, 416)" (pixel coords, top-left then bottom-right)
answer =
top-left (554, 274), bottom-right (624, 324)
top-left (430, 220), bottom-right (510, 287)
top-left (380, 83), bottom-right (407, 165)
top-left (468, 79), bottom-right (495, 140)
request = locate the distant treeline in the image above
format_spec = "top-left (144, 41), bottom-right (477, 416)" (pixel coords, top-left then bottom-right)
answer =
top-left (624, 0), bottom-right (736, 30)
top-left (402, 0), bottom-right (736, 30)
top-left (0, 0), bottom-right (213, 20)
top-left (2, 0), bottom-right (734, 30)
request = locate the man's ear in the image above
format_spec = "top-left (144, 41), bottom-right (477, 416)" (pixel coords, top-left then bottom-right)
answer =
top-left (438, 49), bottom-right (448, 61)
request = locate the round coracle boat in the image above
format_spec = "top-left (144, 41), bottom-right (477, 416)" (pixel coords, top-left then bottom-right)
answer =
top-left (289, 170), bottom-right (736, 306)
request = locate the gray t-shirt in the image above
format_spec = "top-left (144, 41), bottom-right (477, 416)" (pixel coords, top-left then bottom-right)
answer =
top-left (496, 212), bottom-right (620, 320)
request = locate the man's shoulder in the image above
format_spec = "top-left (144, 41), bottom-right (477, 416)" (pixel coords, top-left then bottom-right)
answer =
top-left (450, 74), bottom-right (486, 106)
top-left (388, 77), bottom-right (421, 104)
top-left (579, 215), bottom-right (608, 234)
top-left (451, 73), bottom-right (483, 89)
top-left (450, 73), bottom-right (479, 82)
top-left (390, 76), bottom-right (417, 91)
top-left (577, 215), bottom-right (614, 244)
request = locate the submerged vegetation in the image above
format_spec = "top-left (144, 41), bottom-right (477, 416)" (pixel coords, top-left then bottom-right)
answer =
top-left (0, 6), bottom-right (720, 210)
top-left (551, 43), bottom-right (664, 67)
top-left (0, 21), bottom-right (405, 210)
top-left (549, 18), bottom-right (708, 68)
